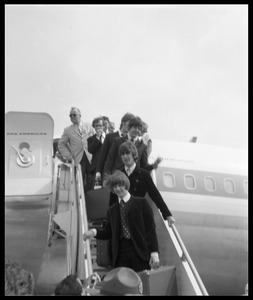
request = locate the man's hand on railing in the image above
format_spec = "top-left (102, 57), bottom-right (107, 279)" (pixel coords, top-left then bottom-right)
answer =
top-left (166, 216), bottom-right (176, 227)
top-left (82, 272), bottom-right (101, 289)
top-left (83, 229), bottom-right (96, 240)
top-left (149, 252), bottom-right (160, 270)
top-left (62, 157), bottom-right (72, 164)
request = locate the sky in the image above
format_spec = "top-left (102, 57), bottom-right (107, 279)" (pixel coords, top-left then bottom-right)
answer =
top-left (5, 4), bottom-right (248, 150)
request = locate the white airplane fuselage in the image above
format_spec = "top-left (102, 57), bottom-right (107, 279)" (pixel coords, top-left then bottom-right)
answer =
top-left (149, 140), bottom-right (248, 295)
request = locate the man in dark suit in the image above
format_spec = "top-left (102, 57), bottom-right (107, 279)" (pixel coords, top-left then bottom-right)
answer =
top-left (95, 112), bottom-right (134, 183)
top-left (83, 170), bottom-right (160, 272)
top-left (104, 116), bottom-right (161, 176)
top-left (86, 117), bottom-right (105, 191)
top-left (109, 141), bottom-right (176, 226)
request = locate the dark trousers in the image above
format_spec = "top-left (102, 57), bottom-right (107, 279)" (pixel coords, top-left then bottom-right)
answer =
top-left (80, 153), bottom-right (91, 192)
top-left (85, 172), bottom-right (96, 192)
top-left (115, 238), bottom-right (150, 273)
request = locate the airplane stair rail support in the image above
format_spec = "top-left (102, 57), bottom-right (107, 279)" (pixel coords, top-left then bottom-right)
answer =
top-left (66, 160), bottom-right (79, 275)
top-left (166, 221), bottom-right (208, 296)
top-left (75, 164), bottom-right (93, 280)
top-left (53, 159), bottom-right (62, 214)
top-left (48, 159), bottom-right (91, 281)
top-left (46, 157), bottom-right (62, 246)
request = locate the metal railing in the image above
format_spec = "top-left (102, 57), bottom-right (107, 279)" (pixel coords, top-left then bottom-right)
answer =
top-left (165, 221), bottom-right (208, 295)
top-left (150, 168), bottom-right (208, 295)
top-left (67, 161), bottom-right (75, 275)
top-left (75, 165), bottom-right (93, 279)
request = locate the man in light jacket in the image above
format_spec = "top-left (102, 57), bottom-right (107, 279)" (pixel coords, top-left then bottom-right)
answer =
top-left (58, 107), bottom-right (95, 189)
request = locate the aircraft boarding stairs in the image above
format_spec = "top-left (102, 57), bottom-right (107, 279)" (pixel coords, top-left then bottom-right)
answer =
top-left (48, 160), bottom-right (208, 296)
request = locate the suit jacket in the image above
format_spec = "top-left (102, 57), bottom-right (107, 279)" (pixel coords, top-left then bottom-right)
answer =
top-left (95, 196), bottom-right (159, 267)
top-left (58, 122), bottom-right (95, 166)
top-left (104, 137), bottom-right (154, 175)
top-left (96, 131), bottom-right (120, 174)
top-left (87, 134), bottom-right (103, 174)
top-left (110, 166), bottom-right (172, 220)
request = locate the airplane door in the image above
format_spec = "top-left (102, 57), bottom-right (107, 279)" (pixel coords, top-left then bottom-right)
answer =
top-left (5, 111), bottom-right (54, 201)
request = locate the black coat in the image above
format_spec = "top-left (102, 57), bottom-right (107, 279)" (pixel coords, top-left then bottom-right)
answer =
top-left (87, 134), bottom-right (103, 174)
top-left (95, 196), bottom-right (159, 268)
top-left (96, 131), bottom-right (120, 174)
top-left (109, 166), bottom-right (172, 220)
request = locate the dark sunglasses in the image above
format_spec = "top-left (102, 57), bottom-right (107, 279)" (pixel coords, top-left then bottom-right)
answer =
top-left (69, 114), bottom-right (77, 117)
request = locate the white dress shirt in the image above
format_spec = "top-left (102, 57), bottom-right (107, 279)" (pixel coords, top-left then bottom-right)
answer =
top-left (125, 163), bottom-right (136, 176)
top-left (118, 192), bottom-right (131, 204)
top-left (96, 131), bottom-right (106, 143)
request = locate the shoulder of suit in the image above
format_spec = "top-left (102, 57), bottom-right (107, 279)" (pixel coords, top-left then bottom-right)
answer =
top-left (119, 135), bottom-right (127, 141)
top-left (129, 195), bottom-right (146, 204)
top-left (87, 133), bottom-right (96, 140)
top-left (139, 166), bottom-right (149, 173)
top-left (132, 166), bottom-right (141, 174)
top-left (82, 122), bottom-right (93, 128)
top-left (107, 132), bottom-right (117, 140)
top-left (136, 167), bottom-right (150, 176)
top-left (113, 131), bottom-right (120, 137)
top-left (113, 136), bottom-right (123, 143)
top-left (65, 124), bottom-right (75, 131)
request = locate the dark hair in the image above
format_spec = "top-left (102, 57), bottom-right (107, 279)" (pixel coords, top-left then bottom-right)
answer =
top-left (120, 113), bottom-right (135, 129)
top-left (102, 116), bottom-right (110, 122)
top-left (104, 170), bottom-right (130, 192)
top-left (54, 274), bottom-right (82, 296)
top-left (128, 116), bottom-right (143, 130)
top-left (119, 141), bottom-right (138, 162)
top-left (92, 116), bottom-right (103, 128)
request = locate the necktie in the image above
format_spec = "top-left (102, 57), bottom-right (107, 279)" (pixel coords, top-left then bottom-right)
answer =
top-left (78, 125), bottom-right (82, 136)
top-left (100, 134), bottom-right (104, 143)
top-left (126, 168), bottom-right (131, 176)
top-left (119, 200), bottom-right (131, 239)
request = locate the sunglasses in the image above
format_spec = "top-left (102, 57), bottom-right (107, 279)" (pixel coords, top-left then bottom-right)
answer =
top-left (69, 114), bottom-right (77, 117)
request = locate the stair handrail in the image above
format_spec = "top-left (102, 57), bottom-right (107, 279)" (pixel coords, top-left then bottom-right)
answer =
top-left (151, 168), bottom-right (208, 295)
top-left (66, 160), bottom-right (75, 275)
top-left (75, 164), bottom-right (93, 279)
top-left (165, 221), bottom-right (208, 295)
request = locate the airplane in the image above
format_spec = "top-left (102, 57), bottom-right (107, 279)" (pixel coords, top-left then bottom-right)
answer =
top-left (149, 139), bottom-right (248, 296)
top-left (5, 111), bottom-right (248, 296)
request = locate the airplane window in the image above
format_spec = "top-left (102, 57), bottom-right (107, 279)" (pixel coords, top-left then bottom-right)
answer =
top-left (163, 172), bottom-right (175, 188)
top-left (224, 178), bottom-right (236, 194)
top-left (243, 180), bottom-right (248, 196)
top-left (184, 174), bottom-right (196, 190)
top-left (204, 176), bottom-right (216, 192)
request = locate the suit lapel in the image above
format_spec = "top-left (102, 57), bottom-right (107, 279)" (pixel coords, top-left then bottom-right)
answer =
top-left (80, 123), bottom-right (87, 136)
top-left (72, 124), bottom-right (79, 135)
top-left (135, 139), bottom-right (141, 147)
